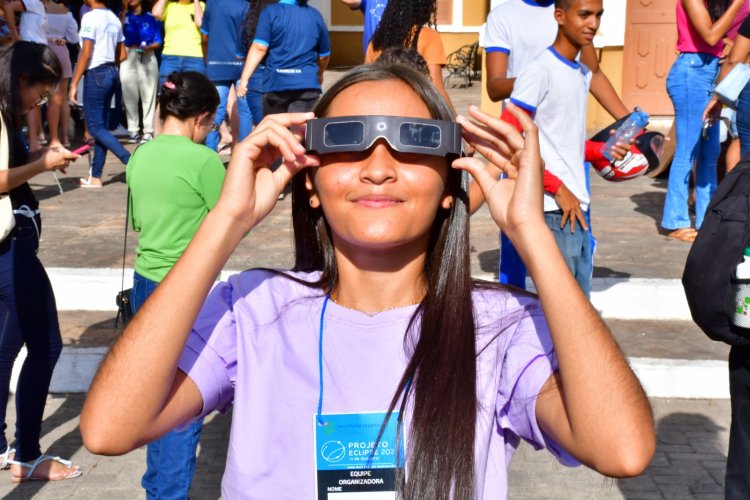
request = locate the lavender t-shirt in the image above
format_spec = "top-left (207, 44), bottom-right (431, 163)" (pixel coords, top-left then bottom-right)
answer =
top-left (178, 270), bottom-right (578, 498)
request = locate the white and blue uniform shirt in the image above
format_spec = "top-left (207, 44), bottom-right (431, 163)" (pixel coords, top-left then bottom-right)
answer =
top-left (201, 0), bottom-right (249, 82)
top-left (510, 47), bottom-right (592, 212)
top-left (252, 0), bottom-right (330, 93)
top-left (483, 0), bottom-right (556, 78)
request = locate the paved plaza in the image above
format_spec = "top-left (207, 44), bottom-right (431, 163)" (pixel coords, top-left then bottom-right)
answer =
top-left (0, 70), bottom-right (736, 498)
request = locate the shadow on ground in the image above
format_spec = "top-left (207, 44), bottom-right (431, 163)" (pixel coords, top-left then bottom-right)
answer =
top-left (617, 412), bottom-right (726, 499)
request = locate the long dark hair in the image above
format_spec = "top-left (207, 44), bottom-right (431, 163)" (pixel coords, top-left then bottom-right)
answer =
top-left (241, 0), bottom-right (278, 54)
top-left (370, 0), bottom-right (437, 52)
top-left (707, 0), bottom-right (732, 21)
top-left (0, 42), bottom-right (62, 131)
top-left (290, 63), bottom-right (477, 499)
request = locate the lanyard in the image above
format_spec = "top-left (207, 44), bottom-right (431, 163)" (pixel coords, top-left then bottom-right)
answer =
top-left (316, 292), bottom-right (331, 426)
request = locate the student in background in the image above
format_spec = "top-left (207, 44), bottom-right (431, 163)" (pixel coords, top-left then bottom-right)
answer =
top-left (69, 0), bottom-right (132, 188)
top-left (237, 0), bottom-right (329, 116)
top-left (45, 0), bottom-right (78, 148)
top-left (340, 0), bottom-right (388, 59)
top-left (201, 0), bottom-right (253, 152)
top-left (483, 0), bottom-right (630, 289)
top-left (127, 71), bottom-right (223, 500)
top-left (120, 0), bottom-right (161, 145)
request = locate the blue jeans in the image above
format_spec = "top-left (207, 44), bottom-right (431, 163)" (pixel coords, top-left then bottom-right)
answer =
top-left (663, 52), bottom-right (720, 230)
top-left (83, 65), bottom-right (132, 179)
top-left (0, 213), bottom-right (62, 462)
top-left (205, 73), bottom-right (263, 151)
top-left (735, 83), bottom-right (750, 158)
top-left (131, 272), bottom-right (204, 500)
top-left (159, 55), bottom-right (206, 85)
top-left (544, 210), bottom-right (593, 297)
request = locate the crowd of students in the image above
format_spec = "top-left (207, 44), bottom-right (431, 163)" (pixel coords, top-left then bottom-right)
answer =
top-left (7, 0), bottom-right (744, 497)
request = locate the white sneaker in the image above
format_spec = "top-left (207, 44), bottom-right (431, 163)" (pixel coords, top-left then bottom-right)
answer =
top-left (140, 133), bottom-right (153, 144)
top-left (111, 124), bottom-right (129, 138)
top-left (126, 133), bottom-right (139, 144)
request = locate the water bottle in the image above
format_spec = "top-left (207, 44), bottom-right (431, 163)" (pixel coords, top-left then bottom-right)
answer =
top-left (601, 107), bottom-right (650, 161)
top-left (728, 247), bottom-right (750, 329)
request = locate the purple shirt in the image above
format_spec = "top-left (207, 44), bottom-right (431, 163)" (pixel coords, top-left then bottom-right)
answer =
top-left (178, 270), bottom-right (577, 498)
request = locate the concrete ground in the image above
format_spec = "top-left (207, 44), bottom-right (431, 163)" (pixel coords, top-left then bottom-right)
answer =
top-left (2, 70), bottom-right (734, 498)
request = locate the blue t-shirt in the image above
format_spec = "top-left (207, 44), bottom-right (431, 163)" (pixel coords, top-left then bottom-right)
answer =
top-left (252, 0), bottom-right (330, 93)
top-left (123, 11), bottom-right (162, 48)
top-left (360, 0), bottom-right (387, 56)
top-left (201, 0), bottom-right (249, 82)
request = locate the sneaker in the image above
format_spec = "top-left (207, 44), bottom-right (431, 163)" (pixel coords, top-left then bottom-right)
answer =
top-left (126, 132), bottom-right (139, 144)
top-left (139, 133), bottom-right (153, 144)
top-left (111, 124), bottom-right (129, 138)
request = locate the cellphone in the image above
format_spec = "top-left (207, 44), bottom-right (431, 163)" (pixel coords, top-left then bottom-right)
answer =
top-left (701, 118), bottom-right (713, 140)
top-left (71, 144), bottom-right (91, 155)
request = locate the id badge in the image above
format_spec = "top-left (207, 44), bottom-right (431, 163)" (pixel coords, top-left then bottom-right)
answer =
top-left (314, 412), bottom-right (404, 499)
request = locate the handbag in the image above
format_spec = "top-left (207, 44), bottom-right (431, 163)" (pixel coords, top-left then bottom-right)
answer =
top-left (0, 113), bottom-right (15, 243)
top-left (115, 189), bottom-right (133, 327)
top-left (715, 63), bottom-right (750, 109)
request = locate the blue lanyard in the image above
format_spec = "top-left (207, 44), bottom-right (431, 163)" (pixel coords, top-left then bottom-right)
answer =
top-left (316, 292), bottom-right (412, 427)
top-left (317, 292), bottom-right (331, 426)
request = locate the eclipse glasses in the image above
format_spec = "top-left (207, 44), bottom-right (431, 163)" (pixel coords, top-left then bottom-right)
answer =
top-left (305, 115), bottom-right (463, 158)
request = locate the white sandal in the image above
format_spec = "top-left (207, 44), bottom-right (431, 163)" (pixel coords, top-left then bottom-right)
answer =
top-left (0, 445), bottom-right (14, 470)
top-left (10, 454), bottom-right (81, 482)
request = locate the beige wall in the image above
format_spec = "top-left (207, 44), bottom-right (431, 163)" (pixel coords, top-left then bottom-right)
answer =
top-left (480, 46), bottom-right (626, 131)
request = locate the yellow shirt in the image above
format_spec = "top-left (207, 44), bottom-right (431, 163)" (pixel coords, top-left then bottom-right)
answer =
top-left (162, 1), bottom-right (204, 58)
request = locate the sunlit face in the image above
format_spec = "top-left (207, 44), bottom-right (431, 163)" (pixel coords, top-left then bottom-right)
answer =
top-left (19, 81), bottom-right (53, 114)
top-left (308, 79), bottom-right (453, 254)
top-left (556, 0), bottom-right (603, 47)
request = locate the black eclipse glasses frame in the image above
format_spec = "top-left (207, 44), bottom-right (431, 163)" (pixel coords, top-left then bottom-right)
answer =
top-left (304, 115), bottom-right (463, 158)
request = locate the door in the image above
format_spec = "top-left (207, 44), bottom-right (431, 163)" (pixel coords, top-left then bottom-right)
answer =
top-left (622, 0), bottom-right (678, 115)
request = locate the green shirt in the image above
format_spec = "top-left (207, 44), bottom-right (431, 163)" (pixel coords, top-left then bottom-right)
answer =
top-left (127, 134), bottom-right (226, 282)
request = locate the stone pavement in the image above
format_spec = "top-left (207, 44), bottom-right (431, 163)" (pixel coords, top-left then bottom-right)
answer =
top-left (4, 69), bottom-right (735, 498)
top-left (0, 397), bottom-right (731, 499)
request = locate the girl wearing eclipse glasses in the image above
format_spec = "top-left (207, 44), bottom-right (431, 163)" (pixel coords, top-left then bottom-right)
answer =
top-left (80, 62), bottom-right (655, 499)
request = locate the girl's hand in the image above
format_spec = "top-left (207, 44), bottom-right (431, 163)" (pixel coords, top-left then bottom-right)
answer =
top-left (236, 80), bottom-right (248, 98)
top-left (213, 112), bottom-right (319, 232)
top-left (69, 86), bottom-right (78, 106)
top-left (703, 95), bottom-right (721, 122)
top-left (41, 147), bottom-right (79, 174)
top-left (453, 104), bottom-right (545, 241)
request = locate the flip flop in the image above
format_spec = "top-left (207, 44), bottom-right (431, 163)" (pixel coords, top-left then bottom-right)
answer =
top-left (0, 445), bottom-right (15, 470)
top-left (76, 176), bottom-right (102, 189)
top-left (10, 454), bottom-right (81, 483)
top-left (667, 227), bottom-right (697, 242)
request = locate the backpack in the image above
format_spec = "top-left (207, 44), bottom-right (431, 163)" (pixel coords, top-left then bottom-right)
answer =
top-left (683, 162), bottom-right (750, 346)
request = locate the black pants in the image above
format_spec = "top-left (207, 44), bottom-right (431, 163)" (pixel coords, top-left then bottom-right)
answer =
top-left (262, 89), bottom-right (321, 116)
top-left (727, 345), bottom-right (750, 499)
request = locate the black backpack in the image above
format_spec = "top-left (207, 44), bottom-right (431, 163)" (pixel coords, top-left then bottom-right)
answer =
top-left (683, 162), bottom-right (750, 346)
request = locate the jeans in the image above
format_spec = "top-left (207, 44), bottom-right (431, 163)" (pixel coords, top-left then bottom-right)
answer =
top-left (663, 52), bottom-right (720, 230)
top-left (159, 55), bottom-right (206, 85)
top-left (544, 210), bottom-right (593, 297)
top-left (83, 64), bottom-right (132, 179)
top-left (121, 49), bottom-right (158, 135)
top-left (727, 345), bottom-right (750, 499)
top-left (205, 73), bottom-right (262, 151)
top-left (735, 83), bottom-right (750, 158)
top-left (0, 213), bottom-right (62, 462)
top-left (131, 272), bottom-right (204, 500)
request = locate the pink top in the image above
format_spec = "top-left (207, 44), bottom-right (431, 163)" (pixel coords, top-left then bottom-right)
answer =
top-left (676, 0), bottom-right (736, 56)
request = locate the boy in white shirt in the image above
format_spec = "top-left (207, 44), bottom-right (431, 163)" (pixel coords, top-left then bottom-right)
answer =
top-left (503, 0), bottom-right (606, 296)
top-left (482, 0), bottom-right (628, 290)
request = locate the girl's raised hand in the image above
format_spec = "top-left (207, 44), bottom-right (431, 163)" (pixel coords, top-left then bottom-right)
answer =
top-left (213, 112), bottom-right (319, 232)
top-left (453, 104), bottom-right (545, 242)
